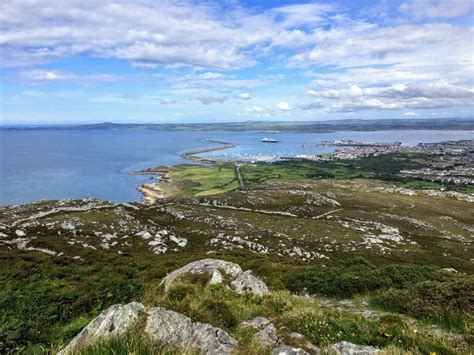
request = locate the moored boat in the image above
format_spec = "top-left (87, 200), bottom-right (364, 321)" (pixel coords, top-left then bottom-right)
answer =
top-left (261, 137), bottom-right (280, 143)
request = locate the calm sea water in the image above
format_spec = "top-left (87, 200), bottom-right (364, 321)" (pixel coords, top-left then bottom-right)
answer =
top-left (1, 130), bottom-right (472, 205)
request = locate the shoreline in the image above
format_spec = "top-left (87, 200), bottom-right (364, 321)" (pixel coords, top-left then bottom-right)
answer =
top-left (130, 139), bottom-right (236, 203)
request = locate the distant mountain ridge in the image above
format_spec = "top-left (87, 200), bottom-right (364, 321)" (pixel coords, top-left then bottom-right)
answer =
top-left (2, 117), bottom-right (474, 132)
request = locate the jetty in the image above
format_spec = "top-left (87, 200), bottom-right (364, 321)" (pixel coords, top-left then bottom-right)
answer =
top-left (180, 139), bottom-right (236, 164)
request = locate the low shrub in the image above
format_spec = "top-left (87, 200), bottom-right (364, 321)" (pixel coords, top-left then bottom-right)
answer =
top-left (372, 275), bottom-right (474, 329)
top-left (285, 257), bottom-right (438, 298)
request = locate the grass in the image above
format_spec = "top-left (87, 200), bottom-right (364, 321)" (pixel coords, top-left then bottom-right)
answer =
top-left (1, 149), bottom-right (472, 353)
top-left (153, 152), bottom-right (470, 200)
top-left (372, 276), bottom-right (474, 330)
top-left (158, 163), bottom-right (238, 198)
top-left (285, 257), bottom-right (440, 298)
top-left (283, 310), bottom-right (460, 354)
top-left (139, 271), bottom-right (472, 354)
top-left (0, 251), bottom-right (145, 353)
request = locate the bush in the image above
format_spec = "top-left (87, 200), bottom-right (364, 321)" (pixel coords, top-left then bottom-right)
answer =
top-left (285, 258), bottom-right (438, 298)
top-left (372, 276), bottom-right (474, 329)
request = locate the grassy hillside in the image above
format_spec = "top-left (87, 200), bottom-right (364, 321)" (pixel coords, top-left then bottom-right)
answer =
top-left (0, 152), bottom-right (473, 353)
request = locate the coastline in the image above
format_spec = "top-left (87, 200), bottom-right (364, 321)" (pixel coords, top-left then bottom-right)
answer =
top-left (130, 139), bottom-right (236, 203)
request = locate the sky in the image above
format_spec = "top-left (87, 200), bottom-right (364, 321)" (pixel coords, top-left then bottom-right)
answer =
top-left (0, 0), bottom-right (473, 124)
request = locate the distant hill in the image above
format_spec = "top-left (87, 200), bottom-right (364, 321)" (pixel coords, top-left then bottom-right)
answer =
top-left (2, 117), bottom-right (474, 132)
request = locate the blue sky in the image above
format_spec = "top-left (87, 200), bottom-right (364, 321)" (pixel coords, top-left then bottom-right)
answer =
top-left (0, 0), bottom-right (473, 124)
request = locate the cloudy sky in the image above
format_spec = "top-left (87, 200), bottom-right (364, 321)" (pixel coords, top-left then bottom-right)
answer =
top-left (0, 0), bottom-right (473, 124)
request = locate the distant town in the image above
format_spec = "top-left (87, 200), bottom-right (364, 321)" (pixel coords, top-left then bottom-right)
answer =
top-left (323, 140), bottom-right (474, 186)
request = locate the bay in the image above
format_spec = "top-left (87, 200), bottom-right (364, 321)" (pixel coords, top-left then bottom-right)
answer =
top-left (1, 129), bottom-right (472, 205)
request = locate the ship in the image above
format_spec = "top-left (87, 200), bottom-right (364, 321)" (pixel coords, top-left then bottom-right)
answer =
top-left (261, 137), bottom-right (280, 143)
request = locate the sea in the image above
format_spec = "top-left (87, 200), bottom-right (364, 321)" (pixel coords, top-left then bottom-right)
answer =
top-left (1, 129), bottom-right (473, 205)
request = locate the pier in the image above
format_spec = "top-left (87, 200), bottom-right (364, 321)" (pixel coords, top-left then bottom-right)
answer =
top-left (180, 139), bottom-right (236, 164)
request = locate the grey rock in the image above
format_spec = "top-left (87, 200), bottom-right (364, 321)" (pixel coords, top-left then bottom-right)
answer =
top-left (231, 270), bottom-right (269, 296)
top-left (160, 259), bottom-right (242, 291)
top-left (240, 316), bottom-right (271, 329)
top-left (440, 267), bottom-right (458, 273)
top-left (145, 306), bottom-right (236, 354)
top-left (327, 341), bottom-right (378, 354)
top-left (253, 323), bottom-right (278, 346)
top-left (288, 332), bottom-right (305, 340)
top-left (208, 269), bottom-right (225, 284)
top-left (306, 342), bottom-right (322, 354)
top-left (160, 259), bottom-right (269, 296)
top-left (59, 302), bottom-right (145, 354)
top-left (272, 344), bottom-right (310, 355)
top-left (170, 235), bottom-right (188, 247)
top-left (15, 229), bottom-right (26, 237)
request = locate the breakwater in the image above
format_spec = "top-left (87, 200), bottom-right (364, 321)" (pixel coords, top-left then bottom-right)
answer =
top-left (180, 139), bottom-right (236, 163)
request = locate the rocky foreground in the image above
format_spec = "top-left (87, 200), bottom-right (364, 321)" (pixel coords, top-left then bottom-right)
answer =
top-left (59, 259), bottom-right (379, 355)
top-left (0, 177), bottom-right (472, 354)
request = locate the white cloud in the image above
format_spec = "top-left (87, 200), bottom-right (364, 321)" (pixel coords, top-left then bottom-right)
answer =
top-left (160, 98), bottom-right (176, 105)
top-left (1, 1), bottom-right (333, 70)
top-left (276, 101), bottom-right (292, 111)
top-left (290, 23), bottom-right (472, 72)
top-left (298, 102), bottom-right (324, 110)
top-left (0, 1), bottom-right (269, 69)
top-left (271, 3), bottom-right (334, 28)
top-left (238, 93), bottom-right (251, 100)
top-left (1, 0), bottom-right (473, 120)
top-left (245, 105), bottom-right (264, 113)
top-left (299, 81), bottom-right (473, 112)
top-left (94, 94), bottom-right (177, 105)
top-left (195, 95), bottom-right (227, 105)
top-left (16, 70), bottom-right (121, 84)
top-left (399, 0), bottom-right (473, 19)
top-left (403, 111), bottom-right (418, 116)
top-left (195, 72), bottom-right (226, 80)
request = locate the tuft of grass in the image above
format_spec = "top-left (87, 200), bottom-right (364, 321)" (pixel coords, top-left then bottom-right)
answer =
top-left (74, 333), bottom-right (194, 355)
top-left (142, 272), bottom-right (265, 331)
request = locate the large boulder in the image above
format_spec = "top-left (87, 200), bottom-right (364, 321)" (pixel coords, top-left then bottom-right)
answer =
top-left (59, 302), bottom-right (145, 354)
top-left (160, 258), bottom-right (269, 296)
top-left (328, 341), bottom-right (378, 354)
top-left (59, 303), bottom-right (236, 354)
top-left (145, 307), bottom-right (236, 354)
top-left (160, 259), bottom-right (242, 291)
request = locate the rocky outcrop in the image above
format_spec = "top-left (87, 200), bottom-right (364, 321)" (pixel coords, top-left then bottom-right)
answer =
top-left (59, 302), bottom-right (237, 354)
top-left (145, 307), bottom-right (236, 354)
top-left (59, 302), bottom-right (145, 354)
top-left (160, 258), bottom-right (269, 296)
top-left (231, 270), bottom-right (269, 296)
top-left (272, 344), bottom-right (310, 355)
top-left (327, 341), bottom-right (378, 354)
